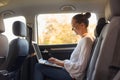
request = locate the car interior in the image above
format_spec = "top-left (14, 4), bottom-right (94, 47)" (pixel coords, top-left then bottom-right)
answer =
top-left (0, 0), bottom-right (120, 80)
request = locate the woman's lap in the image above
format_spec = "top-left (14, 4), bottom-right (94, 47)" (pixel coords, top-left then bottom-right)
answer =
top-left (34, 63), bottom-right (72, 80)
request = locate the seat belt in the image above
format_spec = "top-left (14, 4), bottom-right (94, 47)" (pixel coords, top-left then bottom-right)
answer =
top-left (113, 70), bottom-right (120, 80)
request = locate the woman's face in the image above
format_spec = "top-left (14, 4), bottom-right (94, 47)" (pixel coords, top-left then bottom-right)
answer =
top-left (71, 18), bottom-right (83, 36)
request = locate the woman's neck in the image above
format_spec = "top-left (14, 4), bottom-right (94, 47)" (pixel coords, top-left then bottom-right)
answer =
top-left (81, 32), bottom-right (88, 37)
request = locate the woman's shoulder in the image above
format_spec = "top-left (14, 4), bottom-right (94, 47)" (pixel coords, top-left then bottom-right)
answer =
top-left (85, 33), bottom-right (95, 41)
top-left (78, 33), bottom-right (95, 44)
top-left (83, 33), bottom-right (95, 41)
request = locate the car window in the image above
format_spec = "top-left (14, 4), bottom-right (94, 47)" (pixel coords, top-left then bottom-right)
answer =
top-left (3, 16), bottom-right (26, 43)
top-left (37, 13), bottom-right (97, 45)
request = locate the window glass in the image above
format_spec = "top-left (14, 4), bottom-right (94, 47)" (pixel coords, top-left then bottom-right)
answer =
top-left (3, 16), bottom-right (26, 43)
top-left (37, 13), bottom-right (97, 45)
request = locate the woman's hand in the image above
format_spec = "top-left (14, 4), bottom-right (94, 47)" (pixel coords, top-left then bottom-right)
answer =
top-left (48, 57), bottom-right (64, 67)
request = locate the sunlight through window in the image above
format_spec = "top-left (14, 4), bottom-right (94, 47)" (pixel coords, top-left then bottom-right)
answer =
top-left (37, 13), bottom-right (97, 45)
top-left (3, 16), bottom-right (26, 43)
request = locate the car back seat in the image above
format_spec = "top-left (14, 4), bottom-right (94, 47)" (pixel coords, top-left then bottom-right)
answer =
top-left (86, 0), bottom-right (120, 80)
top-left (84, 17), bottom-right (107, 80)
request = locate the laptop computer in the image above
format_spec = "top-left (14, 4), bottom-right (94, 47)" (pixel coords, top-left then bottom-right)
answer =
top-left (32, 41), bottom-right (63, 68)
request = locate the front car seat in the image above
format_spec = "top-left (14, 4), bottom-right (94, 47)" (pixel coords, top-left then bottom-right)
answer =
top-left (0, 21), bottom-right (29, 80)
top-left (0, 14), bottom-right (9, 66)
top-left (6, 21), bottom-right (29, 72)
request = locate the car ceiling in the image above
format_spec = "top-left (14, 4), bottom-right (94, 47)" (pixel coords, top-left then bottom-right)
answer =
top-left (0, 0), bottom-right (108, 22)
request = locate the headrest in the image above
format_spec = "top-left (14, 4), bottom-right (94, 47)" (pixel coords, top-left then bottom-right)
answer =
top-left (105, 0), bottom-right (120, 21)
top-left (94, 18), bottom-right (107, 37)
top-left (13, 21), bottom-right (26, 37)
top-left (0, 15), bottom-right (5, 33)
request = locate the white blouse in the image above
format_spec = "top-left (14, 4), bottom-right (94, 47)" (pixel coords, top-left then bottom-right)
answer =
top-left (64, 34), bottom-right (94, 80)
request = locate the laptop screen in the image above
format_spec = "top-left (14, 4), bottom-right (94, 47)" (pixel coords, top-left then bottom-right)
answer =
top-left (32, 42), bottom-right (43, 59)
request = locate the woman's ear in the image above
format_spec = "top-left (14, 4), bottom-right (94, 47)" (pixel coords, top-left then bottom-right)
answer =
top-left (80, 23), bottom-right (85, 28)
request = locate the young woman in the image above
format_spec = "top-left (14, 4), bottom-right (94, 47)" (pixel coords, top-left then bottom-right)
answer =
top-left (34, 12), bottom-right (94, 80)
